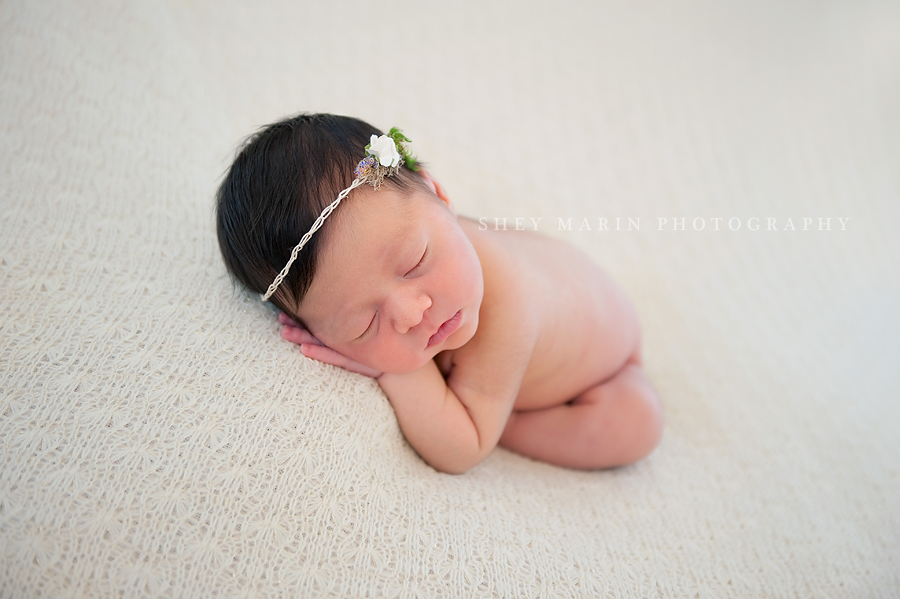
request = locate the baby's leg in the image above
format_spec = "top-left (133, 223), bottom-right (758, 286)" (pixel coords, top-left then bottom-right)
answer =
top-left (498, 360), bottom-right (663, 469)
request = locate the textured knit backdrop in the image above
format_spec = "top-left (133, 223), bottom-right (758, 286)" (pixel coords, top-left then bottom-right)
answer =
top-left (1, 1), bottom-right (898, 597)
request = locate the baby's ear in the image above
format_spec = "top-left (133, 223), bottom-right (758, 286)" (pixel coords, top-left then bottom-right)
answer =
top-left (419, 169), bottom-right (454, 211)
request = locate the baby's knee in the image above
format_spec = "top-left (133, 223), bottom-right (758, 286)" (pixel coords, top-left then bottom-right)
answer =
top-left (581, 365), bottom-right (663, 467)
top-left (628, 393), bottom-right (664, 463)
top-left (617, 367), bottom-right (663, 463)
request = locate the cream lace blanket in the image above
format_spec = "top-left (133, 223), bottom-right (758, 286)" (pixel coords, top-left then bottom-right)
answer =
top-left (1, 1), bottom-right (898, 597)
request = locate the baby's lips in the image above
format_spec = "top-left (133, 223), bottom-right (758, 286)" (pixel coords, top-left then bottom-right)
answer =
top-left (427, 310), bottom-right (462, 348)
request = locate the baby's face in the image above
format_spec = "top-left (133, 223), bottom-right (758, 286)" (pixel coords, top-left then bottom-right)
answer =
top-left (295, 184), bottom-right (484, 374)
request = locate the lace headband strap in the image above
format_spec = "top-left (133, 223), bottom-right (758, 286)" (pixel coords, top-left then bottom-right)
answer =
top-left (261, 128), bottom-right (417, 302)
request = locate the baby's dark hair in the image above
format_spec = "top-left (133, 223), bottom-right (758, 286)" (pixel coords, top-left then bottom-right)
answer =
top-left (216, 113), bottom-right (425, 321)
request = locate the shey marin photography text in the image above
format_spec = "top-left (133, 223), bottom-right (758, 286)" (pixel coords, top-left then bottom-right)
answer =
top-left (477, 216), bottom-right (850, 233)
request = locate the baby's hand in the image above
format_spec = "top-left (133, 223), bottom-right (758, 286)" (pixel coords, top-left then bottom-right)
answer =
top-left (278, 312), bottom-right (382, 378)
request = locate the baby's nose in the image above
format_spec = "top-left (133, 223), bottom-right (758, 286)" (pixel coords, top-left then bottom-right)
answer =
top-left (393, 290), bottom-right (432, 334)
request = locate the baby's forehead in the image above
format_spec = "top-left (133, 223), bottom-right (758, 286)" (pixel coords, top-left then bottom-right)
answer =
top-left (324, 186), bottom-right (423, 243)
top-left (299, 192), bottom-right (424, 315)
top-left (348, 183), bottom-right (420, 216)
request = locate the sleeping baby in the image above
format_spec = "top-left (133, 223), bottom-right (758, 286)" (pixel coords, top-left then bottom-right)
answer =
top-left (216, 113), bottom-right (662, 474)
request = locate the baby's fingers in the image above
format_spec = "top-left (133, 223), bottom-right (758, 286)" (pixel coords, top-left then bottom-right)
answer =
top-left (281, 324), bottom-right (321, 346)
top-left (277, 312), bottom-right (303, 328)
top-left (300, 344), bottom-right (382, 379)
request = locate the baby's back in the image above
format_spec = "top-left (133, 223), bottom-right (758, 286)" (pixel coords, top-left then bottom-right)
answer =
top-left (456, 218), bottom-right (641, 411)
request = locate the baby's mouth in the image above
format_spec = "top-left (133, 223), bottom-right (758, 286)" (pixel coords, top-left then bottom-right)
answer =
top-left (427, 310), bottom-right (462, 348)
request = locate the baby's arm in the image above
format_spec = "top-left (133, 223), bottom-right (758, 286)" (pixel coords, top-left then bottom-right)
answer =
top-left (377, 361), bottom-right (518, 474)
top-left (279, 313), bottom-right (527, 474)
top-left (380, 306), bottom-right (535, 473)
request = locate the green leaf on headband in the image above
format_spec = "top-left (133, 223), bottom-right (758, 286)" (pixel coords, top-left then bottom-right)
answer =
top-left (388, 127), bottom-right (420, 171)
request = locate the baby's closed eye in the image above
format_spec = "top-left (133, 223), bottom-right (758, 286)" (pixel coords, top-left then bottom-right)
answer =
top-left (355, 311), bottom-right (377, 341)
top-left (405, 246), bottom-right (428, 277)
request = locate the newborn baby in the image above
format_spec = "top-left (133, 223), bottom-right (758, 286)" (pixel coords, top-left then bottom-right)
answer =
top-left (217, 113), bottom-right (663, 474)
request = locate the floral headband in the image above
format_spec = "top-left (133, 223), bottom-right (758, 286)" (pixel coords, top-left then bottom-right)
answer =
top-left (262, 128), bottom-right (418, 301)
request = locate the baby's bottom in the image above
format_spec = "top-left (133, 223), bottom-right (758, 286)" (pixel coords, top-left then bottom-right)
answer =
top-left (498, 360), bottom-right (663, 469)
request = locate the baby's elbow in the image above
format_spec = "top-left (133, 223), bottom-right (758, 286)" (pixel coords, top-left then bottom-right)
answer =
top-left (424, 443), bottom-right (492, 475)
top-left (435, 462), bottom-right (473, 476)
top-left (427, 454), bottom-right (480, 476)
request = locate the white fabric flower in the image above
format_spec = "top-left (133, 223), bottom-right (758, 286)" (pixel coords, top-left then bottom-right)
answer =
top-left (366, 134), bottom-right (401, 168)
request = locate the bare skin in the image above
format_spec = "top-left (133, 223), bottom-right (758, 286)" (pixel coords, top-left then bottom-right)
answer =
top-left (280, 173), bottom-right (663, 474)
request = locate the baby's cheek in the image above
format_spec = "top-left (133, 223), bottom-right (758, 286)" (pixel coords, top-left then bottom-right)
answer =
top-left (376, 344), bottom-right (430, 375)
top-left (344, 346), bottom-right (379, 370)
top-left (348, 341), bottom-right (400, 373)
top-left (459, 248), bottom-right (484, 296)
top-left (458, 268), bottom-right (484, 306)
top-left (376, 355), bottom-right (421, 375)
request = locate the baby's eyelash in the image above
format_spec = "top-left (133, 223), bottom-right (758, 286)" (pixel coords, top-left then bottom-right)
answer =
top-left (406, 247), bottom-right (428, 276)
top-left (357, 311), bottom-right (376, 341)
